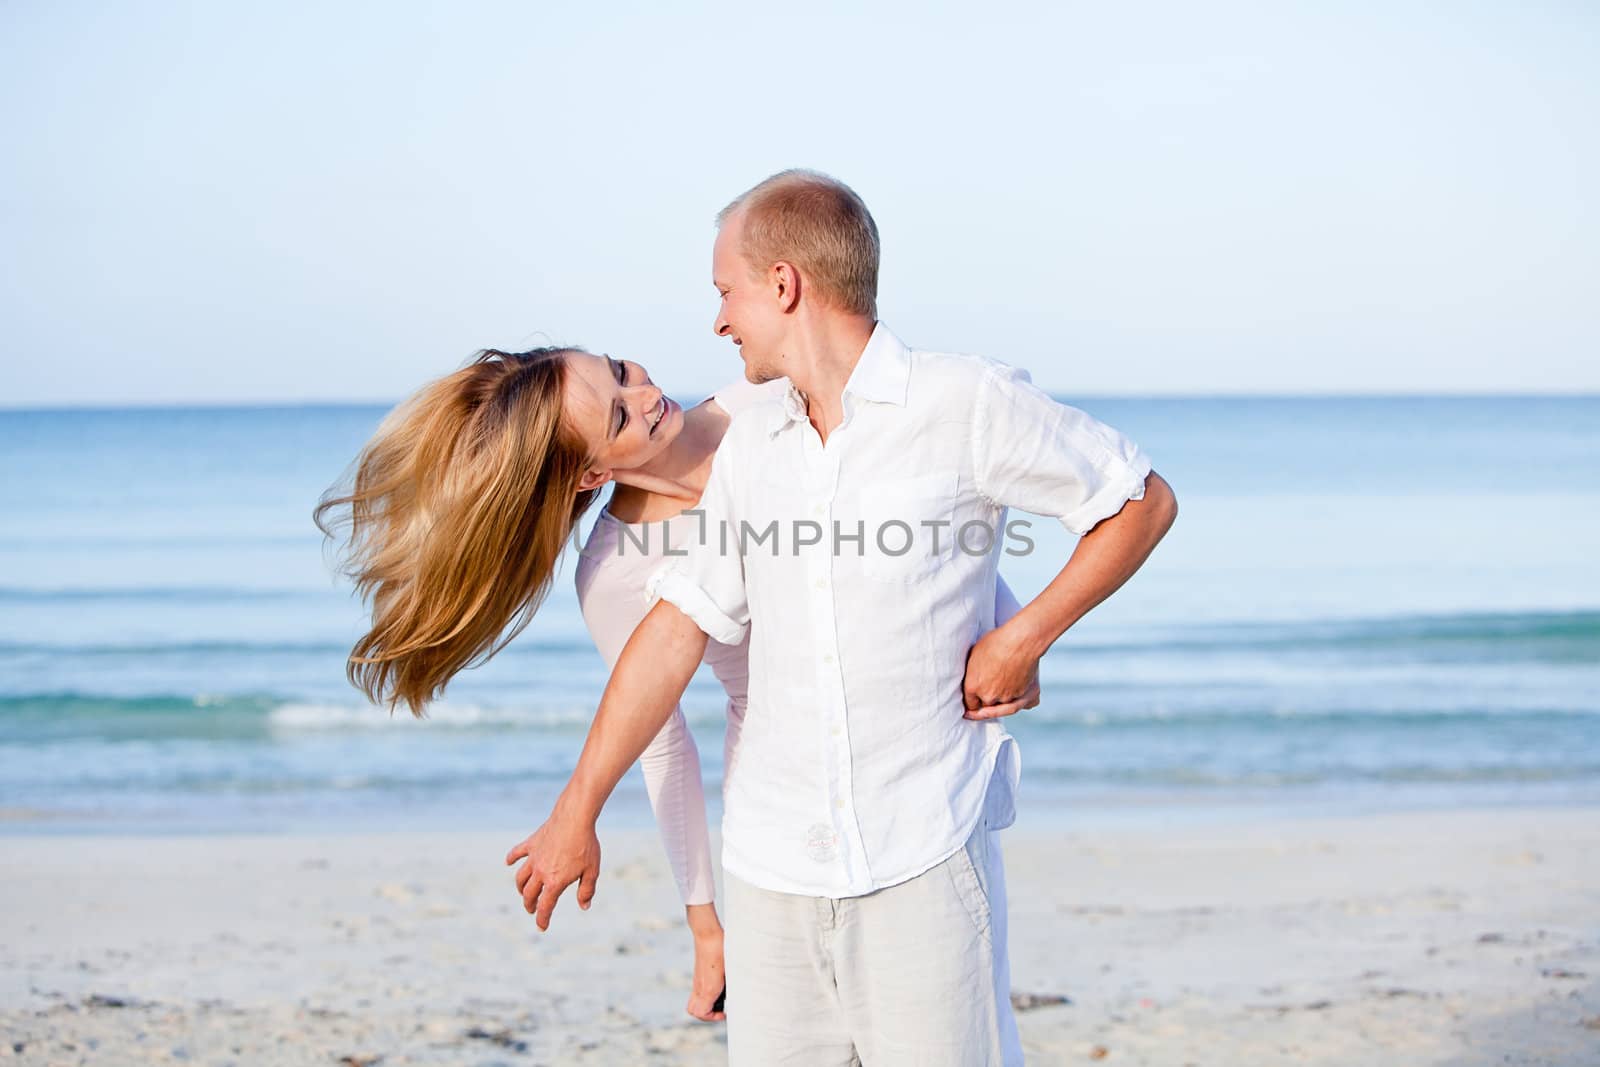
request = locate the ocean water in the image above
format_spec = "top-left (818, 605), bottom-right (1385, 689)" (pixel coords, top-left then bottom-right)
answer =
top-left (1, 396), bottom-right (1597, 834)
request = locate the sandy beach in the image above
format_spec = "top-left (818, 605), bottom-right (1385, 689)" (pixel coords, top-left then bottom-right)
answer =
top-left (3, 805), bottom-right (1597, 1065)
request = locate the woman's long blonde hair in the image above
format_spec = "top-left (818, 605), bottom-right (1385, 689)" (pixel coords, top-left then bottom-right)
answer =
top-left (314, 347), bottom-right (600, 717)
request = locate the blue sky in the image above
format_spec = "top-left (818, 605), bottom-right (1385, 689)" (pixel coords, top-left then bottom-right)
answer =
top-left (1, 1), bottom-right (1594, 407)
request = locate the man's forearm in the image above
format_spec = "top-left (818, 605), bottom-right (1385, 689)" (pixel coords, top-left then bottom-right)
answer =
top-left (1010, 472), bottom-right (1178, 657)
top-left (555, 598), bottom-right (710, 824)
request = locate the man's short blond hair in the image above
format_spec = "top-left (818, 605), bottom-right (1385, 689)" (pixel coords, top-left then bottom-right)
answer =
top-left (716, 169), bottom-right (880, 317)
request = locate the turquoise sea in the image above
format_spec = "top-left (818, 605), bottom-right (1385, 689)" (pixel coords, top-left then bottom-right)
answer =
top-left (2, 396), bottom-right (1597, 833)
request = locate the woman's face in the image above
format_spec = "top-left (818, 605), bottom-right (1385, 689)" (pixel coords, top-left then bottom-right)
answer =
top-left (561, 351), bottom-right (685, 489)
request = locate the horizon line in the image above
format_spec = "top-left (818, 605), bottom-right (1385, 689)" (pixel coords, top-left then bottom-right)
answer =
top-left (3, 388), bottom-right (1599, 415)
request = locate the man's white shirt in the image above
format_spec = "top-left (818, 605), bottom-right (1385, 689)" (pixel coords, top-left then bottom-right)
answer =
top-left (646, 323), bottom-right (1153, 897)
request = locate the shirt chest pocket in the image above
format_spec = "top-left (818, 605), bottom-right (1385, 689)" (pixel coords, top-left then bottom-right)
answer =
top-left (856, 470), bottom-right (960, 583)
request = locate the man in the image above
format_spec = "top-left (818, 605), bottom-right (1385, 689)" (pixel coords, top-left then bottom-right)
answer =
top-left (507, 170), bottom-right (1178, 1064)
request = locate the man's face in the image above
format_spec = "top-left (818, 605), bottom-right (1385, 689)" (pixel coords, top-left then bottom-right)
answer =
top-left (712, 211), bottom-right (787, 383)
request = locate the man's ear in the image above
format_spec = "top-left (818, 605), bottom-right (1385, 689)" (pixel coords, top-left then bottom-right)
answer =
top-left (772, 261), bottom-right (801, 313)
top-left (577, 468), bottom-right (612, 493)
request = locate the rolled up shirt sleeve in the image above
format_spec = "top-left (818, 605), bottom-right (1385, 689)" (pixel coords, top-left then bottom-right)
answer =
top-left (644, 439), bottom-right (751, 646)
top-left (973, 362), bottom-right (1153, 536)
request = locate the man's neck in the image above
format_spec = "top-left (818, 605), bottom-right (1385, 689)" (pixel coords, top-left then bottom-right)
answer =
top-left (781, 313), bottom-right (877, 443)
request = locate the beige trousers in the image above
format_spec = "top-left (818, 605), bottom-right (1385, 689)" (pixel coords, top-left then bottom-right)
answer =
top-left (722, 814), bottom-right (1023, 1065)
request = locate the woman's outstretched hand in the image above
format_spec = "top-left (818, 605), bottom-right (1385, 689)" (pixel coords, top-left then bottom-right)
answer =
top-left (505, 808), bottom-right (602, 931)
top-left (684, 902), bottom-right (727, 1022)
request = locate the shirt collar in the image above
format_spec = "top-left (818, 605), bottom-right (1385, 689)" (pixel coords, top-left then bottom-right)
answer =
top-left (770, 321), bottom-right (910, 437)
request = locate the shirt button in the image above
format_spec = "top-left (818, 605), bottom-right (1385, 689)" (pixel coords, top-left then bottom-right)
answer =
top-left (822, 652), bottom-right (835, 664)
top-left (813, 503), bottom-right (825, 516)
top-left (831, 725), bottom-right (842, 737)
top-left (814, 577), bottom-right (826, 590)
top-left (834, 797), bottom-right (845, 809)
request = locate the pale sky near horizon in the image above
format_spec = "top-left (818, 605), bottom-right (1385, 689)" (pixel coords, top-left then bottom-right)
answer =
top-left (1, 2), bottom-right (1595, 408)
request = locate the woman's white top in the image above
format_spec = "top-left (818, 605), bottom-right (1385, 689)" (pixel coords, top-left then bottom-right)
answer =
top-left (574, 376), bottom-right (1023, 905)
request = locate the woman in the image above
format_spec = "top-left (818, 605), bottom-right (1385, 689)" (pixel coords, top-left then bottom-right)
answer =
top-left (315, 345), bottom-right (1025, 1022)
